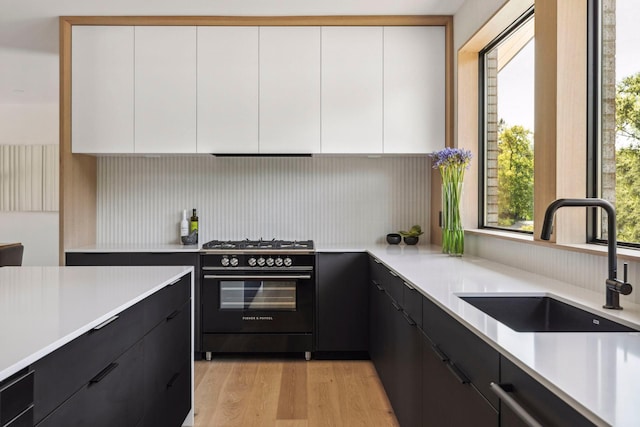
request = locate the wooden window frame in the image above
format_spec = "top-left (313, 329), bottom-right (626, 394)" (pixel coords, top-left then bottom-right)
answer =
top-left (454, 0), bottom-right (588, 245)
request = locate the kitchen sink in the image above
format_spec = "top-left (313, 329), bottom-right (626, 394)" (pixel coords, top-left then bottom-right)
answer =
top-left (459, 295), bottom-right (639, 332)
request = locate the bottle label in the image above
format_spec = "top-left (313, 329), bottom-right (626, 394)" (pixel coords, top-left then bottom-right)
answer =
top-left (180, 223), bottom-right (189, 237)
top-left (190, 221), bottom-right (198, 233)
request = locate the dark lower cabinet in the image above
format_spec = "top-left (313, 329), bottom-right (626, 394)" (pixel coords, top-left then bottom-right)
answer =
top-left (389, 301), bottom-right (422, 427)
top-left (317, 252), bottom-right (369, 354)
top-left (499, 357), bottom-right (595, 427)
top-left (422, 296), bottom-right (500, 409)
top-left (369, 280), bottom-right (390, 385)
top-left (421, 335), bottom-right (497, 426)
top-left (0, 369), bottom-right (34, 427)
top-left (369, 279), bottom-right (421, 427)
top-left (143, 301), bottom-right (191, 427)
top-left (33, 272), bottom-right (192, 427)
top-left (37, 341), bottom-right (145, 427)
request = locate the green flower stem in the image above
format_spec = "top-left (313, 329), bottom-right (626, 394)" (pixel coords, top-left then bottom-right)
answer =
top-left (441, 166), bottom-right (465, 256)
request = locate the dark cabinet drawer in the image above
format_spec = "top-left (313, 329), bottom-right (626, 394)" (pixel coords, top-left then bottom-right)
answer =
top-left (33, 302), bottom-right (145, 423)
top-left (144, 274), bottom-right (190, 332)
top-left (402, 281), bottom-right (422, 329)
top-left (369, 256), bottom-right (403, 305)
top-left (0, 369), bottom-right (33, 427)
top-left (422, 296), bottom-right (499, 409)
top-left (499, 356), bottom-right (595, 427)
top-left (142, 361), bottom-right (191, 427)
top-left (36, 341), bottom-right (144, 427)
top-left (144, 301), bottom-right (191, 399)
top-left (422, 335), bottom-right (498, 427)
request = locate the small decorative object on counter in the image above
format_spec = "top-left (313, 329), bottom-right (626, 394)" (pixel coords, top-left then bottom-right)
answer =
top-left (386, 233), bottom-right (402, 245)
top-left (181, 208), bottom-right (198, 245)
top-left (399, 225), bottom-right (423, 245)
top-left (180, 210), bottom-right (189, 244)
top-left (431, 147), bottom-right (472, 256)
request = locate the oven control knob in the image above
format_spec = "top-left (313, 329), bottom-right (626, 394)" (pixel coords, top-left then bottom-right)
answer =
top-left (230, 257), bottom-right (239, 267)
top-left (221, 257), bottom-right (230, 267)
top-left (257, 257), bottom-right (266, 266)
top-left (284, 257), bottom-right (293, 267)
top-left (266, 257), bottom-right (275, 266)
top-left (248, 257), bottom-right (257, 267)
top-left (275, 257), bottom-right (284, 267)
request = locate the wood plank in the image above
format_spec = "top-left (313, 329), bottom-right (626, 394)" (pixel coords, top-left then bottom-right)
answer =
top-left (208, 360), bottom-right (261, 426)
top-left (307, 361), bottom-right (342, 427)
top-left (194, 360), bottom-right (235, 426)
top-left (60, 15), bottom-right (451, 27)
top-left (276, 361), bottom-right (308, 420)
top-left (238, 360), bottom-right (283, 427)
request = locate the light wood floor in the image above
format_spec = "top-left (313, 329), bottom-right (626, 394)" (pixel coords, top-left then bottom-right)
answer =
top-left (194, 358), bottom-right (399, 427)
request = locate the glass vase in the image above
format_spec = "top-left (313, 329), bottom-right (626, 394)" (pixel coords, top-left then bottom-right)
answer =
top-left (442, 181), bottom-right (464, 256)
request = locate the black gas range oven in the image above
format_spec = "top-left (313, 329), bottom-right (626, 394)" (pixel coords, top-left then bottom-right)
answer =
top-left (200, 239), bottom-right (315, 360)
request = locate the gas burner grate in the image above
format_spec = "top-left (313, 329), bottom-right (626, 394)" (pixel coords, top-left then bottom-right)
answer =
top-left (201, 239), bottom-right (314, 251)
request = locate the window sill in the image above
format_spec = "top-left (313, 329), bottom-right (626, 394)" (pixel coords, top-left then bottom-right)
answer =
top-left (466, 228), bottom-right (640, 263)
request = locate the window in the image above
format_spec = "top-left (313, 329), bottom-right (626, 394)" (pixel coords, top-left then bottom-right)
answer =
top-left (592, 0), bottom-right (640, 247)
top-left (479, 9), bottom-right (535, 233)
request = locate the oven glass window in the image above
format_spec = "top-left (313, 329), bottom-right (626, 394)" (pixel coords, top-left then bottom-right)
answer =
top-left (219, 280), bottom-right (296, 311)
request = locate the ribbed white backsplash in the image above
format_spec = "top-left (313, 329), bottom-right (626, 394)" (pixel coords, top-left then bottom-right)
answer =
top-left (466, 234), bottom-right (640, 305)
top-left (97, 156), bottom-right (430, 246)
top-left (0, 144), bottom-right (59, 211)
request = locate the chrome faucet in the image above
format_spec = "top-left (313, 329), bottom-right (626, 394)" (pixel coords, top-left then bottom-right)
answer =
top-left (540, 198), bottom-right (633, 310)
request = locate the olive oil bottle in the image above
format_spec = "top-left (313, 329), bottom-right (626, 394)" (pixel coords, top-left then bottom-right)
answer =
top-left (189, 208), bottom-right (199, 244)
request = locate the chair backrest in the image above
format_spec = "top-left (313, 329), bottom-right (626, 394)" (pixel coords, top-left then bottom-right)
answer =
top-left (0, 243), bottom-right (24, 266)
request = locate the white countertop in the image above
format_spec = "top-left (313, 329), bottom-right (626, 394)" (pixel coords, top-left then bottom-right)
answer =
top-left (367, 244), bottom-right (640, 427)
top-left (66, 243), bottom-right (200, 253)
top-left (0, 266), bottom-right (193, 381)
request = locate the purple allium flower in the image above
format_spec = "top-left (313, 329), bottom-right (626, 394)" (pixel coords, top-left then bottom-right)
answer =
top-left (430, 148), bottom-right (473, 170)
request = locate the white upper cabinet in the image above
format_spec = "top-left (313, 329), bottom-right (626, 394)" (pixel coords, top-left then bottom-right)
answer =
top-left (383, 26), bottom-right (446, 154)
top-left (135, 26), bottom-right (197, 153)
top-left (71, 26), bottom-right (134, 153)
top-left (197, 27), bottom-right (259, 153)
top-left (70, 24), bottom-right (446, 155)
top-left (259, 27), bottom-right (321, 153)
top-left (321, 27), bottom-right (383, 154)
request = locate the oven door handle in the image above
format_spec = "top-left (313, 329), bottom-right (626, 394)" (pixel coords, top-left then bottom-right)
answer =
top-left (204, 274), bottom-right (312, 280)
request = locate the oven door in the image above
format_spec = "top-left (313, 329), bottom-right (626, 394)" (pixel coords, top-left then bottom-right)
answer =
top-left (202, 271), bottom-right (314, 333)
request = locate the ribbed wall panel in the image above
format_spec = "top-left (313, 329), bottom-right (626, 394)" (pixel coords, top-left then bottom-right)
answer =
top-left (0, 144), bottom-right (59, 212)
top-left (97, 156), bottom-right (430, 246)
top-left (466, 234), bottom-right (640, 305)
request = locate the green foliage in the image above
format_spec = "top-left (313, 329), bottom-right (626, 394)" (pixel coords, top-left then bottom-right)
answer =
top-left (497, 123), bottom-right (534, 225)
top-left (615, 72), bottom-right (640, 243)
top-left (616, 73), bottom-right (640, 141)
top-left (616, 147), bottom-right (640, 242)
top-left (399, 225), bottom-right (424, 237)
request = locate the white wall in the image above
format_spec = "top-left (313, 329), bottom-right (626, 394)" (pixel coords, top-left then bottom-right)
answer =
top-left (0, 104), bottom-right (58, 265)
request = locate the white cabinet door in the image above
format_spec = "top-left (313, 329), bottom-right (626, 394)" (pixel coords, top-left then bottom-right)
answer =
top-left (135, 27), bottom-right (197, 153)
top-left (321, 27), bottom-right (383, 154)
top-left (197, 27), bottom-right (259, 153)
top-left (71, 26), bottom-right (134, 153)
top-left (259, 27), bottom-right (321, 153)
top-left (384, 27), bottom-right (446, 154)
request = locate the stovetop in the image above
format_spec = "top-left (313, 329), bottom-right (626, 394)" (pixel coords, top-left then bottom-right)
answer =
top-left (201, 239), bottom-right (314, 252)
